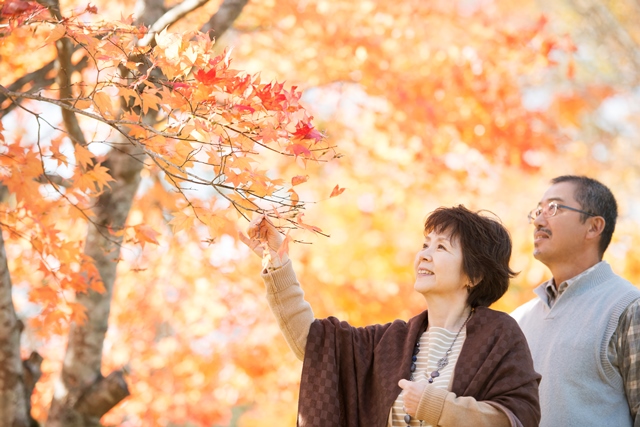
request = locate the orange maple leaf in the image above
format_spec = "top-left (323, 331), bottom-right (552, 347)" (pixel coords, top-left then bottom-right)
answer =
top-left (288, 188), bottom-right (299, 207)
top-left (330, 185), bottom-right (346, 198)
top-left (74, 144), bottom-right (94, 169)
top-left (296, 213), bottom-right (323, 233)
top-left (277, 231), bottom-right (291, 260)
top-left (29, 286), bottom-right (59, 305)
top-left (67, 302), bottom-right (88, 325)
top-left (133, 224), bottom-right (160, 248)
top-left (291, 175), bottom-right (309, 186)
top-left (88, 163), bottom-right (115, 191)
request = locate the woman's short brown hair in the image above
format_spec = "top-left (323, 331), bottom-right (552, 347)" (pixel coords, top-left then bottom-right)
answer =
top-left (424, 205), bottom-right (517, 308)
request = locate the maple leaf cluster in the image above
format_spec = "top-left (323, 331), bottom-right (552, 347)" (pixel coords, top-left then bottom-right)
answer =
top-left (0, 8), bottom-right (334, 335)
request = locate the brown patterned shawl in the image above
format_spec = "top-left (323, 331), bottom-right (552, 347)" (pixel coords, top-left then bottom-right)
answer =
top-left (297, 307), bottom-right (540, 427)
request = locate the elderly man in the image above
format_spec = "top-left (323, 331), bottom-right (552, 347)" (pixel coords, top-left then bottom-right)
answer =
top-left (512, 175), bottom-right (640, 427)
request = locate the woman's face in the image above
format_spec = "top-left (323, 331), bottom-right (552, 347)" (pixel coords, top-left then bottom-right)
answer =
top-left (413, 230), bottom-right (469, 299)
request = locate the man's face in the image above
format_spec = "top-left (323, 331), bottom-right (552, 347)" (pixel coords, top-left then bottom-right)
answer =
top-left (532, 182), bottom-right (591, 266)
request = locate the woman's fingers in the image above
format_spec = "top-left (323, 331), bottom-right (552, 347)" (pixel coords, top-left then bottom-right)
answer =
top-left (238, 231), bottom-right (264, 257)
top-left (241, 214), bottom-right (287, 264)
top-left (397, 379), bottom-right (426, 417)
top-left (246, 214), bottom-right (265, 240)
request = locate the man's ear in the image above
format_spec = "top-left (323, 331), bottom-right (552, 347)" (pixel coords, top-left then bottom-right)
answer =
top-left (586, 216), bottom-right (606, 239)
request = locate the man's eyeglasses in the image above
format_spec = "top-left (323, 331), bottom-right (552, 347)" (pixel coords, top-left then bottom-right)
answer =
top-left (527, 202), bottom-right (597, 224)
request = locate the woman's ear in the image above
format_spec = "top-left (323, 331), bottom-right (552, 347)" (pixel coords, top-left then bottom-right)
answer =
top-left (465, 277), bottom-right (482, 289)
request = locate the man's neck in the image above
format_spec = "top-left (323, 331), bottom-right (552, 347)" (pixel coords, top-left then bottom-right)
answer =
top-left (549, 260), bottom-right (601, 288)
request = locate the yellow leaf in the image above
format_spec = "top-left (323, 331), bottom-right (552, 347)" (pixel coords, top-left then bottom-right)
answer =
top-left (168, 211), bottom-right (195, 234)
top-left (203, 213), bottom-right (228, 237)
top-left (175, 140), bottom-right (195, 159)
top-left (74, 144), bottom-right (94, 169)
top-left (140, 89), bottom-right (160, 114)
top-left (88, 163), bottom-right (115, 191)
top-left (93, 91), bottom-right (113, 117)
top-left (43, 23), bottom-right (66, 46)
top-left (227, 193), bottom-right (259, 212)
top-left (74, 99), bottom-right (93, 110)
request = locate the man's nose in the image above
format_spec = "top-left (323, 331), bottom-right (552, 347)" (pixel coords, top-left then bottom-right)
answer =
top-left (533, 212), bottom-right (547, 228)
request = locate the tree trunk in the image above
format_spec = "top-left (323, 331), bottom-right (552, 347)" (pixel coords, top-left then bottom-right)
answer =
top-left (0, 185), bottom-right (39, 427)
top-left (42, 0), bottom-right (251, 424)
top-left (45, 144), bottom-right (144, 427)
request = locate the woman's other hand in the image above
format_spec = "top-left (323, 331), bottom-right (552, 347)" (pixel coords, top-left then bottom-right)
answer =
top-left (239, 214), bottom-right (290, 269)
top-left (398, 379), bottom-right (427, 417)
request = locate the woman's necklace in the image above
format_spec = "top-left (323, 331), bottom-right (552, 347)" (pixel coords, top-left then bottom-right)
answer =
top-left (403, 308), bottom-right (475, 426)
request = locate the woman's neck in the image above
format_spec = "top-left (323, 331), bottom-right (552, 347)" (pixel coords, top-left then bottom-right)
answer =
top-left (426, 297), bottom-right (472, 331)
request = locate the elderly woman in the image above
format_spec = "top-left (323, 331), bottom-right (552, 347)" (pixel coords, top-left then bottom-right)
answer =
top-left (241, 206), bottom-right (540, 427)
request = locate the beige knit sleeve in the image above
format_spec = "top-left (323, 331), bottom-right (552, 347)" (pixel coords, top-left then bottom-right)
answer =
top-left (415, 387), bottom-right (511, 427)
top-left (261, 260), bottom-right (315, 361)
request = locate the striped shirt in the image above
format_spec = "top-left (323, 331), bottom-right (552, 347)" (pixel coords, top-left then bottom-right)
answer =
top-left (389, 327), bottom-right (467, 427)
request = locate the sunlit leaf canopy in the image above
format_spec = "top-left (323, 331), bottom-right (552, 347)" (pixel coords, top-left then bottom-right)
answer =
top-left (1, 0), bottom-right (640, 425)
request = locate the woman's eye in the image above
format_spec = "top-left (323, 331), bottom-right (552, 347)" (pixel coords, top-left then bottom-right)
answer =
top-left (422, 244), bottom-right (428, 249)
top-left (438, 244), bottom-right (446, 250)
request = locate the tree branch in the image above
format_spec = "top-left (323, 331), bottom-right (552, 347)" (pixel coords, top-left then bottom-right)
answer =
top-left (55, 37), bottom-right (88, 146)
top-left (0, 56), bottom-right (89, 120)
top-left (23, 351), bottom-right (44, 425)
top-left (139, 0), bottom-right (210, 47)
top-left (73, 371), bottom-right (129, 418)
top-left (35, 173), bottom-right (72, 188)
top-left (566, 0), bottom-right (640, 83)
top-left (201, 0), bottom-right (251, 41)
top-left (35, 0), bottom-right (90, 147)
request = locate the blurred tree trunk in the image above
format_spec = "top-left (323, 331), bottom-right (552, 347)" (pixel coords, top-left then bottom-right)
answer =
top-left (0, 186), bottom-right (35, 427)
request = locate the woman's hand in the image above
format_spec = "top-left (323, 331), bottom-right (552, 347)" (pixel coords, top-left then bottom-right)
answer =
top-left (398, 379), bottom-right (427, 417)
top-left (239, 214), bottom-right (290, 269)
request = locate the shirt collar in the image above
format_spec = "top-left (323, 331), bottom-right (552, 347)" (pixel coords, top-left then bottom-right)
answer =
top-left (544, 261), bottom-right (605, 307)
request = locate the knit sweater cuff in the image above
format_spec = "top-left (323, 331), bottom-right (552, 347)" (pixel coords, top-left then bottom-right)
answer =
top-left (261, 259), bottom-right (297, 293)
top-left (416, 385), bottom-right (448, 425)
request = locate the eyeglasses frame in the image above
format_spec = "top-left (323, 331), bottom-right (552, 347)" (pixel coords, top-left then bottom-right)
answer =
top-left (528, 202), bottom-right (598, 224)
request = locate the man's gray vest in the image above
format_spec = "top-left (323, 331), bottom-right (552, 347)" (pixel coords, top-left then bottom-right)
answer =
top-left (513, 262), bottom-right (640, 427)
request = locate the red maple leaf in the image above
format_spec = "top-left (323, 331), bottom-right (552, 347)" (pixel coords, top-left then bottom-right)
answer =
top-left (292, 121), bottom-right (323, 142)
top-left (233, 104), bottom-right (256, 114)
top-left (195, 68), bottom-right (218, 85)
top-left (255, 83), bottom-right (287, 110)
top-left (287, 143), bottom-right (312, 157)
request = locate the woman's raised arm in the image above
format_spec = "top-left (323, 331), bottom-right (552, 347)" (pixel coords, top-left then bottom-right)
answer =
top-left (240, 216), bottom-right (314, 360)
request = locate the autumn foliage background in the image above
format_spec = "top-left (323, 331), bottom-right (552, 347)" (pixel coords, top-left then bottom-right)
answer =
top-left (1, 0), bottom-right (640, 425)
